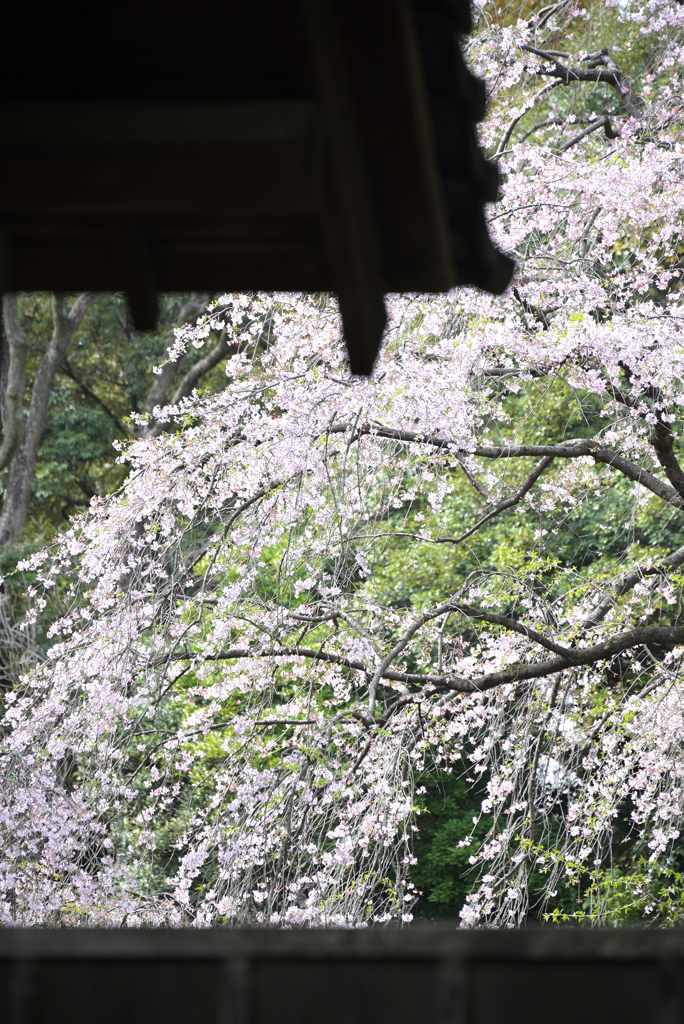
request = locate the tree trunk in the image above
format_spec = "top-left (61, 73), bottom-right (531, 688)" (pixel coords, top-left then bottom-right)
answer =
top-left (0, 293), bottom-right (94, 551)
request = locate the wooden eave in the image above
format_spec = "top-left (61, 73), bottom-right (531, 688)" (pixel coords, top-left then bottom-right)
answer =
top-left (0, 0), bottom-right (513, 374)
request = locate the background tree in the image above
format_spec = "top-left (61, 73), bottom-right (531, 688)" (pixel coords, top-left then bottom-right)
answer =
top-left (0, 293), bottom-right (95, 551)
top-left (0, 291), bottom-right (230, 563)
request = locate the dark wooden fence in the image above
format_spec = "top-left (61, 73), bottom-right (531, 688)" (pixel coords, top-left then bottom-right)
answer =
top-left (0, 927), bottom-right (682, 1024)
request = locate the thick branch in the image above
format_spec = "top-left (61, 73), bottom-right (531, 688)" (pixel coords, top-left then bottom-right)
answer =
top-left (557, 114), bottom-right (620, 152)
top-left (449, 625), bottom-right (684, 694)
top-left (164, 643), bottom-right (453, 687)
top-left (651, 419), bottom-right (684, 500)
top-left (163, 625), bottom-right (684, 698)
top-left (604, 368), bottom-right (684, 499)
top-left (23, 295), bottom-right (95, 460)
top-left (522, 45), bottom-right (641, 117)
top-left (334, 423), bottom-right (684, 511)
top-left (367, 600), bottom-right (461, 714)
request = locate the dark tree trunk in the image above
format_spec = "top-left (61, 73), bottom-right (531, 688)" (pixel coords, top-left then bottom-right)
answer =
top-left (0, 293), bottom-right (95, 551)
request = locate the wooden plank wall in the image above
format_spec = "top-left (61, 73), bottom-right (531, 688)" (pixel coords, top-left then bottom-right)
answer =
top-left (0, 928), bottom-right (680, 1024)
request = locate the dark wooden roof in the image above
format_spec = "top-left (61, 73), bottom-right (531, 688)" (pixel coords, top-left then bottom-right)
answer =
top-left (0, 0), bottom-right (513, 373)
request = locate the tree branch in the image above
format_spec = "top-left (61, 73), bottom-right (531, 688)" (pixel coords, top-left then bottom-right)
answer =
top-left (557, 114), bottom-right (620, 152)
top-left (650, 418), bottom-right (684, 500)
top-left (163, 643), bottom-right (454, 687)
top-left (142, 293), bottom-right (210, 427)
top-left (580, 206), bottom-right (601, 258)
top-left (168, 330), bottom-right (231, 406)
top-left (162, 626), bottom-right (684, 698)
top-left (518, 116), bottom-right (565, 145)
top-left (605, 366), bottom-right (684, 500)
top-left (493, 83), bottom-right (561, 156)
top-left (521, 45), bottom-right (642, 117)
top-left (513, 287), bottom-right (550, 328)
top-left (583, 543), bottom-right (684, 628)
top-left (379, 455), bottom-right (554, 547)
top-left (448, 625), bottom-right (684, 694)
top-left (452, 602), bottom-right (571, 657)
top-left (59, 359), bottom-right (127, 435)
top-left (333, 423), bottom-right (684, 511)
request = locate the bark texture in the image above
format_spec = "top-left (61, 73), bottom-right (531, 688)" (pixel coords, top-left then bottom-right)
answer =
top-left (0, 293), bottom-right (95, 550)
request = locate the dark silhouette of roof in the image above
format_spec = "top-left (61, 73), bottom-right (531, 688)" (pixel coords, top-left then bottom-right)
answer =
top-left (0, 0), bottom-right (513, 373)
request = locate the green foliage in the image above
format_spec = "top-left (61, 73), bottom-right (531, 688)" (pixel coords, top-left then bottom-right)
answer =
top-left (545, 860), bottom-right (684, 927)
top-left (412, 770), bottom-right (491, 920)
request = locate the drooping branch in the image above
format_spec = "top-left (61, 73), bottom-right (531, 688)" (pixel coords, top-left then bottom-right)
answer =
top-left (145, 329), bottom-right (233, 439)
top-left (168, 329), bottom-right (231, 406)
top-left (141, 293), bottom-right (211, 434)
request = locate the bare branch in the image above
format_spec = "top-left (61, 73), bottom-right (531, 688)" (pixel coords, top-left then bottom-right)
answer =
top-left (518, 115), bottom-right (565, 144)
top-left (385, 455), bottom-right (554, 547)
top-left (455, 454), bottom-right (492, 501)
top-left (368, 600), bottom-right (461, 714)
